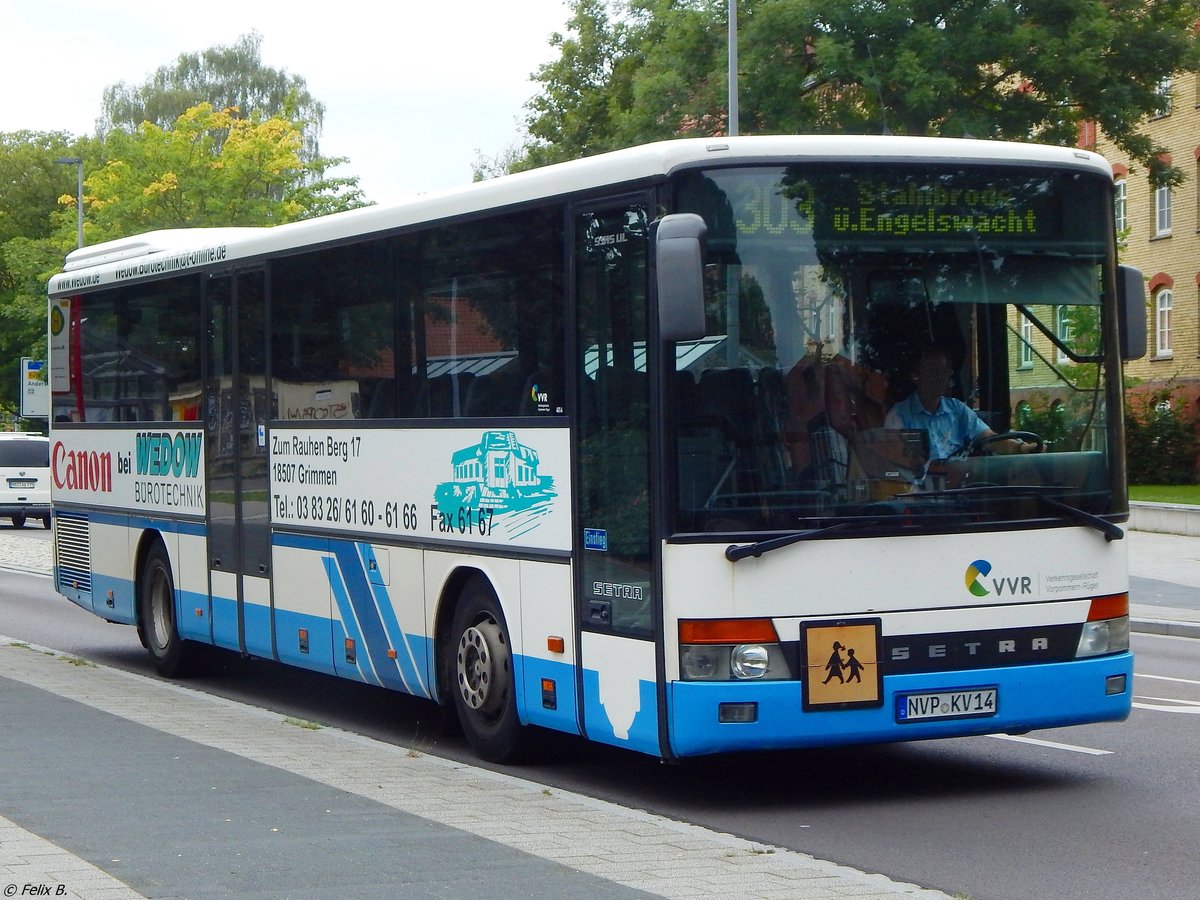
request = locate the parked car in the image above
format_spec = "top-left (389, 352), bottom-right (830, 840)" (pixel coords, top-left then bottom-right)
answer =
top-left (0, 433), bottom-right (51, 528)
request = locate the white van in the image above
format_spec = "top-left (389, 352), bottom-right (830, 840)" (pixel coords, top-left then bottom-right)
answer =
top-left (0, 433), bottom-right (51, 529)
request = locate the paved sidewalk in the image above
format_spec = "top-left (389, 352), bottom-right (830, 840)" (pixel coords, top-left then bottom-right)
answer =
top-left (0, 638), bottom-right (949, 900)
top-left (1125, 529), bottom-right (1200, 639)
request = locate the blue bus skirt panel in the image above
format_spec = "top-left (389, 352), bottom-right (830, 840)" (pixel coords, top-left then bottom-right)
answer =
top-left (518, 655), bottom-right (582, 735)
top-left (56, 576), bottom-right (94, 614)
top-left (581, 669), bottom-right (661, 756)
top-left (667, 652), bottom-right (1134, 758)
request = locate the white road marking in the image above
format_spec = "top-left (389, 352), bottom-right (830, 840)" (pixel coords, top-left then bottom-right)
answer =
top-left (1135, 672), bottom-right (1200, 687)
top-left (986, 734), bottom-right (1112, 755)
top-left (1134, 695), bottom-right (1200, 705)
top-left (1132, 699), bottom-right (1200, 715)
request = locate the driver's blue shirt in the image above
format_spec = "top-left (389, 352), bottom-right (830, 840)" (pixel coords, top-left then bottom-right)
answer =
top-left (884, 392), bottom-right (989, 461)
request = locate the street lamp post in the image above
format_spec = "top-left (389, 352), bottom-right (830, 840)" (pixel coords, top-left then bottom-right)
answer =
top-left (54, 156), bottom-right (84, 249)
top-left (728, 0), bottom-right (739, 137)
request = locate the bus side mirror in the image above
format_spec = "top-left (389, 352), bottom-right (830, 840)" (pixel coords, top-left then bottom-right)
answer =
top-left (1116, 264), bottom-right (1146, 361)
top-left (655, 213), bottom-right (707, 343)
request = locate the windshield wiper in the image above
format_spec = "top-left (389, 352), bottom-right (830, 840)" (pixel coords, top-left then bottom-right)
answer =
top-left (1037, 495), bottom-right (1124, 541)
top-left (722, 518), bottom-right (916, 561)
top-left (724, 487), bottom-right (1123, 562)
top-left (894, 484), bottom-right (1124, 541)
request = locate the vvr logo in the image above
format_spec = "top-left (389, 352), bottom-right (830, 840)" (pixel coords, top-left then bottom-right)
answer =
top-left (965, 559), bottom-right (1033, 598)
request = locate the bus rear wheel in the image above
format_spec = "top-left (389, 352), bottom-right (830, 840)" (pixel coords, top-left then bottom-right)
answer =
top-left (139, 541), bottom-right (191, 677)
top-left (448, 578), bottom-right (527, 763)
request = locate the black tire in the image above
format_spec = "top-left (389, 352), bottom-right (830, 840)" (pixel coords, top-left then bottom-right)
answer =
top-left (41, 516), bottom-right (51, 530)
top-left (138, 541), bottom-right (192, 677)
top-left (11, 514), bottom-right (25, 528)
top-left (446, 577), bottom-right (527, 763)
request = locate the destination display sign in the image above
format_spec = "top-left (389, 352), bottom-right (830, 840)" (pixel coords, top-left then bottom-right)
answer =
top-left (685, 166), bottom-right (1107, 248)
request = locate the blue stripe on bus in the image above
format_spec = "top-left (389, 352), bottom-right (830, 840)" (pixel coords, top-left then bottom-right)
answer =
top-left (176, 586), bottom-right (211, 643)
top-left (243, 601), bottom-right (273, 659)
top-left (666, 653), bottom-right (1134, 757)
top-left (323, 556), bottom-right (377, 685)
top-left (211, 594), bottom-right (239, 650)
top-left (274, 531), bottom-right (328, 551)
top-left (64, 509), bottom-right (205, 536)
top-left (357, 544), bottom-right (431, 698)
top-left (330, 542), bottom-right (409, 692)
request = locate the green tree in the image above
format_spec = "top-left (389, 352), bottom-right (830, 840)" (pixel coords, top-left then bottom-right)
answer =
top-left (78, 103), bottom-right (363, 242)
top-left (0, 131), bottom-right (86, 244)
top-left (518, 0), bottom-right (643, 170)
top-left (520, 0), bottom-right (1200, 186)
top-left (0, 131), bottom-right (90, 417)
top-left (1125, 387), bottom-right (1198, 483)
top-left (100, 31), bottom-right (326, 162)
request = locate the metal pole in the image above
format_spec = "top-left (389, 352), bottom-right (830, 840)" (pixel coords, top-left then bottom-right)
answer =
top-left (54, 156), bottom-right (84, 249)
top-left (75, 160), bottom-right (83, 249)
top-left (728, 0), bottom-right (739, 136)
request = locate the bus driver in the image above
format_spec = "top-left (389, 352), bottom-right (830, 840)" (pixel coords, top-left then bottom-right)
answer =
top-left (884, 347), bottom-right (1040, 461)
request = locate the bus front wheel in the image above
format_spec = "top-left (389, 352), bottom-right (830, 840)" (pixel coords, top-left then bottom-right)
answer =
top-left (139, 541), bottom-right (191, 677)
top-left (447, 578), bottom-right (527, 763)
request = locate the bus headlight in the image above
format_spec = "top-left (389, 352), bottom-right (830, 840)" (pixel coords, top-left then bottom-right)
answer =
top-left (1075, 594), bottom-right (1130, 658)
top-left (1076, 616), bottom-right (1129, 657)
top-left (678, 619), bottom-right (793, 681)
top-left (680, 645), bottom-right (721, 680)
top-left (730, 644), bottom-right (770, 679)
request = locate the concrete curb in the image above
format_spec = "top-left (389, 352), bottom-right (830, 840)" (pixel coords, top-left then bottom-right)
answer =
top-left (1128, 501), bottom-right (1200, 537)
top-left (1129, 617), bottom-right (1200, 640)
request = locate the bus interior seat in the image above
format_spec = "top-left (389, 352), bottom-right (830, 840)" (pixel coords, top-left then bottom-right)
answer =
top-left (363, 379), bottom-right (398, 418)
top-left (781, 356), bottom-right (825, 477)
top-left (754, 366), bottom-right (792, 489)
top-left (464, 368), bottom-right (522, 417)
top-left (413, 372), bottom-right (475, 418)
top-left (592, 367), bottom-right (648, 422)
top-left (818, 360), bottom-right (889, 490)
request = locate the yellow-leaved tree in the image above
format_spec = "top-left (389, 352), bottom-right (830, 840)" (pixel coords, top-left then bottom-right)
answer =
top-left (71, 102), bottom-right (364, 244)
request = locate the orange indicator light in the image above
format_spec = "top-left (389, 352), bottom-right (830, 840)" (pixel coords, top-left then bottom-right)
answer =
top-left (1087, 593), bottom-right (1128, 621)
top-left (679, 618), bottom-right (778, 644)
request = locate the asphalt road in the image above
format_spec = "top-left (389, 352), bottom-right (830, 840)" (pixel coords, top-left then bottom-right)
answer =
top-left (1, 536), bottom-right (1197, 900)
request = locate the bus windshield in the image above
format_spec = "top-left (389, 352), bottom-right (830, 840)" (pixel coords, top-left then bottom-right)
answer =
top-left (670, 163), bottom-right (1117, 535)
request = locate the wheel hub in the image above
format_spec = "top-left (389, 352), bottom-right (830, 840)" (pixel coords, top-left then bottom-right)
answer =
top-left (456, 620), bottom-right (506, 713)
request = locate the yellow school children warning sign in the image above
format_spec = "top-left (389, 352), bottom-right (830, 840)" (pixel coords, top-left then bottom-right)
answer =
top-left (802, 619), bottom-right (883, 710)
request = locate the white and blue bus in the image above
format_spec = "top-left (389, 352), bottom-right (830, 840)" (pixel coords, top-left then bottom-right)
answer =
top-left (47, 136), bottom-right (1144, 762)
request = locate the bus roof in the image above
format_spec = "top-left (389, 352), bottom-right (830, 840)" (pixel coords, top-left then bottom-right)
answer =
top-left (48, 135), bottom-right (1113, 296)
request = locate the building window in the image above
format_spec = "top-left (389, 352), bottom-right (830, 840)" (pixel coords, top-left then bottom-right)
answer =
top-left (1155, 289), bottom-right (1173, 358)
top-left (1019, 314), bottom-right (1033, 368)
top-left (1114, 179), bottom-right (1127, 233)
top-left (1154, 76), bottom-right (1173, 117)
top-left (1055, 307), bottom-right (1072, 363)
top-left (1016, 401), bottom-right (1032, 429)
top-left (1155, 184), bottom-right (1172, 236)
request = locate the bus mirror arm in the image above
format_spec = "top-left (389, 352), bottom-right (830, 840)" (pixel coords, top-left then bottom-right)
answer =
top-left (1116, 264), bottom-right (1146, 361)
top-left (654, 214), bottom-right (708, 343)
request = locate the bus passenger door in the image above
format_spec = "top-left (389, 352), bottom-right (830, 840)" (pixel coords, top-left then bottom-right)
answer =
top-left (573, 200), bottom-right (663, 757)
top-left (204, 270), bottom-right (272, 655)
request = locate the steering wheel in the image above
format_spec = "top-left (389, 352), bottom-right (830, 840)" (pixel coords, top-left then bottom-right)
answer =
top-left (964, 430), bottom-right (1043, 457)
